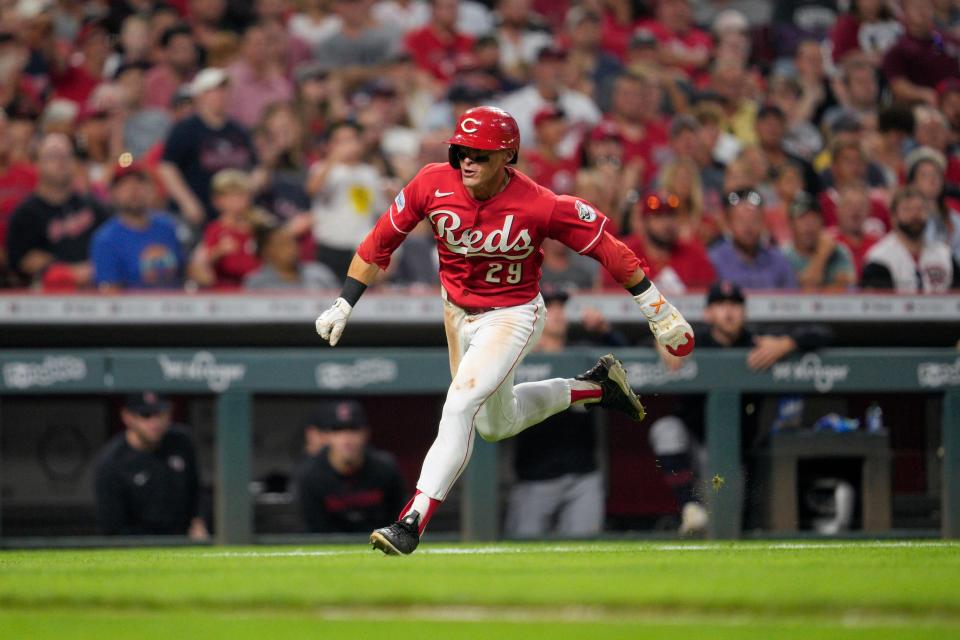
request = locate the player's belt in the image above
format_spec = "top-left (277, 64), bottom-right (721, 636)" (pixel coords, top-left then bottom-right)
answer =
top-left (440, 287), bottom-right (499, 315)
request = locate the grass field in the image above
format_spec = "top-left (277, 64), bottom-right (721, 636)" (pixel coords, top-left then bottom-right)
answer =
top-left (2, 540), bottom-right (959, 639)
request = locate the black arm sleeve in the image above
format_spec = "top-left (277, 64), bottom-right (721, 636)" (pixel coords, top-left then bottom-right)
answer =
top-left (860, 262), bottom-right (894, 290)
top-left (5, 204), bottom-right (45, 275)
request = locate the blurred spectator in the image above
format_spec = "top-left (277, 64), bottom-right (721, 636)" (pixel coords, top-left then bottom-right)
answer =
top-left (5, 133), bottom-right (108, 289)
top-left (793, 38), bottom-right (838, 129)
top-left (52, 19), bottom-right (111, 106)
top-left (91, 163), bottom-right (184, 291)
top-left (707, 58), bottom-right (758, 146)
top-left (709, 188), bottom-right (798, 289)
top-left (764, 161), bottom-right (806, 247)
top-left (771, 0), bottom-right (839, 59)
top-left (562, 7), bottom-right (623, 112)
top-left (493, 0), bottom-right (553, 82)
top-left (603, 192), bottom-right (715, 293)
top-left (576, 121), bottom-right (641, 231)
top-left (868, 105), bottom-right (916, 188)
top-left (861, 187), bottom-right (960, 292)
top-left (823, 56), bottom-right (881, 132)
top-left (288, 0), bottom-right (343, 50)
top-left (311, 0), bottom-right (404, 89)
top-left (756, 105), bottom-right (821, 194)
top-left (372, 0), bottom-right (494, 38)
top-left (522, 105), bottom-right (578, 195)
top-left (244, 221), bottom-right (338, 289)
top-left (601, 71), bottom-right (668, 187)
top-left (159, 68), bottom-right (259, 225)
top-left (505, 288), bottom-right (620, 538)
top-left (766, 74), bottom-right (824, 161)
top-left (938, 79), bottom-right (960, 135)
top-left (306, 121), bottom-right (387, 278)
top-left (691, 0), bottom-right (772, 28)
top-left (144, 24), bottom-right (200, 110)
top-left (499, 45), bottom-right (601, 152)
top-left (540, 238), bottom-right (598, 291)
top-left (0, 110), bottom-right (38, 280)
top-left (403, 0), bottom-right (474, 84)
top-left (656, 157), bottom-right (708, 239)
top-left (819, 139), bottom-right (891, 229)
top-left (828, 182), bottom-right (881, 277)
top-left (114, 62), bottom-right (173, 160)
top-left (905, 147), bottom-right (960, 261)
top-left (189, 169), bottom-right (267, 289)
top-left (638, 0), bottom-right (712, 80)
top-left (226, 22), bottom-right (294, 129)
top-left (829, 0), bottom-right (902, 66)
top-left (782, 192), bottom-right (855, 291)
top-left (296, 400), bottom-right (405, 534)
top-left (94, 392), bottom-right (208, 539)
top-left (882, 0), bottom-right (960, 106)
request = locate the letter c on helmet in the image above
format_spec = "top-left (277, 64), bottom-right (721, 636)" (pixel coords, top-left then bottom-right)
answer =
top-left (460, 118), bottom-right (481, 134)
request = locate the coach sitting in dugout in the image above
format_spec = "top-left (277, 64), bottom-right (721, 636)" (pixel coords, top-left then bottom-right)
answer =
top-left (94, 392), bottom-right (208, 539)
top-left (296, 400), bottom-right (406, 534)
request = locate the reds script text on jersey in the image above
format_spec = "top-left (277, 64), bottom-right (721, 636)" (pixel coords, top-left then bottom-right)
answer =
top-left (358, 163), bottom-right (641, 308)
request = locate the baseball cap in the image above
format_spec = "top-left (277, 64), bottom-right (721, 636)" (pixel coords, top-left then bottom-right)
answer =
top-left (307, 400), bottom-right (368, 432)
top-left (588, 120), bottom-right (622, 142)
top-left (788, 192), bottom-right (821, 219)
top-left (111, 160), bottom-right (147, 186)
top-left (533, 105), bottom-right (565, 128)
top-left (125, 391), bottom-right (171, 416)
top-left (707, 280), bottom-right (745, 305)
top-left (189, 67), bottom-right (228, 97)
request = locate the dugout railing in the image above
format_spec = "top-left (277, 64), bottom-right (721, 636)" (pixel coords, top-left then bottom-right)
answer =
top-left (0, 347), bottom-right (958, 545)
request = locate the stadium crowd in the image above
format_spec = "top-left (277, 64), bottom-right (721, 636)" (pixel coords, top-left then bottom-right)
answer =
top-left (0, 0), bottom-right (959, 294)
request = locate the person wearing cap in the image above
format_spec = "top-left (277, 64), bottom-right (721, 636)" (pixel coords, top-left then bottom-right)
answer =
top-left (5, 133), bottom-right (108, 289)
top-left (861, 186), bottom-right (960, 293)
top-left (782, 192), bottom-right (855, 291)
top-left (906, 146), bottom-right (960, 262)
top-left (603, 192), bottom-right (715, 292)
top-left (505, 286), bottom-right (625, 538)
top-left (522, 106), bottom-right (578, 195)
top-left (159, 67), bottom-right (258, 225)
top-left (295, 400), bottom-right (405, 534)
top-left (94, 392), bottom-right (208, 539)
top-left (90, 160), bottom-right (184, 291)
top-left (708, 188), bottom-right (798, 290)
top-left (497, 44), bottom-right (601, 151)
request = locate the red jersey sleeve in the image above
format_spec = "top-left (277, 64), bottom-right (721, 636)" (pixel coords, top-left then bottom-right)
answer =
top-left (356, 168), bottom-right (428, 270)
top-left (547, 196), bottom-right (646, 284)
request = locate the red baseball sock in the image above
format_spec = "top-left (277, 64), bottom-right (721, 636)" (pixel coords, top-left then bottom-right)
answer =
top-left (399, 490), bottom-right (442, 535)
top-left (570, 387), bottom-right (603, 404)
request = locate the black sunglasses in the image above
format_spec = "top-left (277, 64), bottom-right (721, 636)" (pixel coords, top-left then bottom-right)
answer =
top-left (454, 146), bottom-right (492, 163)
top-left (726, 189), bottom-right (763, 207)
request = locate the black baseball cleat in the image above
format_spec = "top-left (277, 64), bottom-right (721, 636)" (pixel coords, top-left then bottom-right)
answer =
top-left (576, 354), bottom-right (646, 422)
top-left (370, 511), bottom-right (421, 556)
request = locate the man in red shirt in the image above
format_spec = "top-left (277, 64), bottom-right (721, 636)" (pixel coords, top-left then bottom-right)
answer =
top-left (315, 106), bottom-right (695, 555)
top-left (638, 0), bottom-right (713, 80)
top-left (403, 0), bottom-right (474, 84)
top-left (522, 105), bottom-right (579, 194)
top-left (603, 192), bottom-right (715, 292)
top-left (828, 183), bottom-right (880, 278)
top-left (601, 72), bottom-right (669, 187)
top-left (882, 0), bottom-right (960, 106)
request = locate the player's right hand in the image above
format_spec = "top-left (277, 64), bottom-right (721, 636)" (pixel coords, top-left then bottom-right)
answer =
top-left (315, 297), bottom-right (353, 347)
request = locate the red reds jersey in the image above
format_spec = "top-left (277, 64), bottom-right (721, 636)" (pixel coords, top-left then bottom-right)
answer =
top-left (358, 163), bottom-right (643, 308)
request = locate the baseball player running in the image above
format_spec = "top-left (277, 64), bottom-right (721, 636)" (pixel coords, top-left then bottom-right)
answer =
top-left (315, 106), bottom-right (695, 555)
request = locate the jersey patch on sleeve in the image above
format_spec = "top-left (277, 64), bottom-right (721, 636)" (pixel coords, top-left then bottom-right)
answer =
top-left (575, 200), bottom-right (597, 222)
top-left (394, 189), bottom-right (406, 212)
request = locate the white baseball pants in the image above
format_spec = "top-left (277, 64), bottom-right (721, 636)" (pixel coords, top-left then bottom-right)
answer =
top-left (415, 294), bottom-right (574, 500)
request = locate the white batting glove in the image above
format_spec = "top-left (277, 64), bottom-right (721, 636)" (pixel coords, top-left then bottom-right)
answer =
top-left (634, 284), bottom-right (695, 357)
top-left (315, 297), bottom-right (353, 347)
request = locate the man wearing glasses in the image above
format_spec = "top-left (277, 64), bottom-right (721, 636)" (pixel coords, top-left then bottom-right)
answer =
top-left (708, 188), bottom-right (798, 290)
top-left (315, 106), bottom-right (695, 555)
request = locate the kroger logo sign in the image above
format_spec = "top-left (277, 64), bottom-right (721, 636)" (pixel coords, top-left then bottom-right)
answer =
top-left (158, 352), bottom-right (247, 392)
top-left (917, 358), bottom-right (960, 388)
top-left (771, 353), bottom-right (849, 393)
top-left (2, 356), bottom-right (88, 389)
top-left (315, 359), bottom-right (399, 390)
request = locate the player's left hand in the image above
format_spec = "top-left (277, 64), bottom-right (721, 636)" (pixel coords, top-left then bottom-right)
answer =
top-left (649, 309), bottom-right (695, 357)
top-left (315, 297), bottom-right (353, 347)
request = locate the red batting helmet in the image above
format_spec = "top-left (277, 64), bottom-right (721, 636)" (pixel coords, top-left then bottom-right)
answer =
top-left (446, 106), bottom-right (520, 168)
